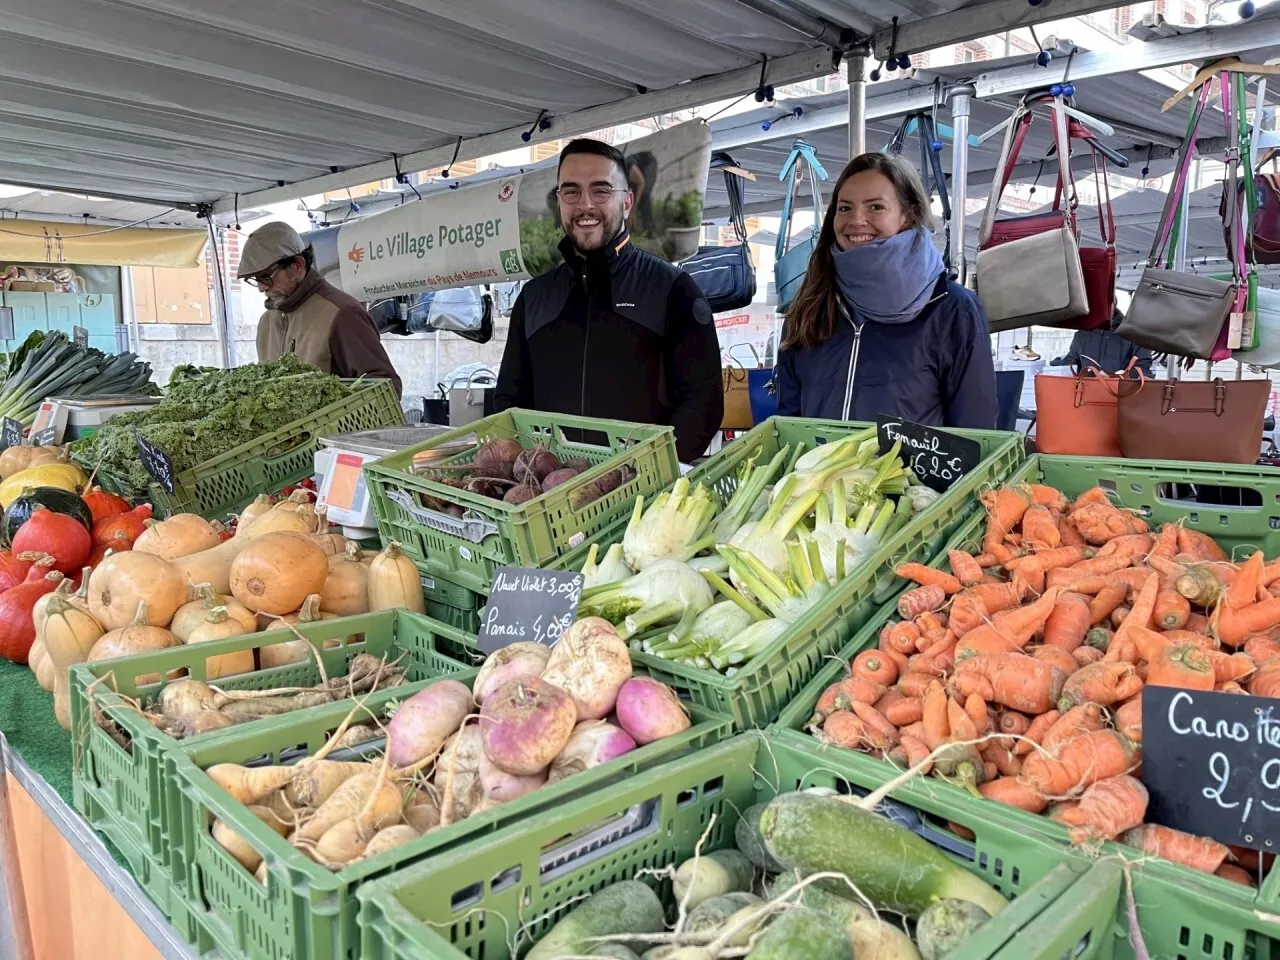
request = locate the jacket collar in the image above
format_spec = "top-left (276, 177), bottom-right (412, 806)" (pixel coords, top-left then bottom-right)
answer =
top-left (275, 269), bottom-right (326, 313)
top-left (558, 228), bottom-right (632, 274)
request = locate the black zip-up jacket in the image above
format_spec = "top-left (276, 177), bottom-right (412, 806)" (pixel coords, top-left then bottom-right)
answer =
top-left (494, 232), bottom-right (723, 462)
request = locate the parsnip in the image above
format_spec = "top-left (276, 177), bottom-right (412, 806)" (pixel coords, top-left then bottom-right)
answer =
top-left (284, 760), bottom-right (371, 809)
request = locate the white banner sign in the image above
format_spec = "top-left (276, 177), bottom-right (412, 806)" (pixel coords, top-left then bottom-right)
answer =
top-left (337, 178), bottom-right (527, 300)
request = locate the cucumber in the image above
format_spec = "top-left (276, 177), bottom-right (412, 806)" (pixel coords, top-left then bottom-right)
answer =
top-left (673, 849), bottom-right (754, 909)
top-left (528, 880), bottom-right (664, 960)
top-left (685, 893), bottom-right (764, 936)
top-left (744, 907), bottom-right (850, 960)
top-left (768, 874), bottom-right (921, 960)
top-left (916, 898), bottom-right (992, 960)
top-left (759, 793), bottom-right (1008, 919)
top-left (735, 803), bottom-right (783, 871)
top-left (589, 945), bottom-right (641, 960)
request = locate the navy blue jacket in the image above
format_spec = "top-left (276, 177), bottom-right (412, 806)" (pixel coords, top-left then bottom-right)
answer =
top-left (776, 276), bottom-right (998, 429)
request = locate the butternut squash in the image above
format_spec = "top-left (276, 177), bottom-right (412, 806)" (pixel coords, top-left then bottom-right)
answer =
top-left (368, 542), bottom-right (425, 614)
top-left (171, 584), bottom-right (257, 642)
top-left (88, 551), bottom-right (189, 631)
top-left (42, 595), bottom-right (106, 728)
top-left (320, 543), bottom-right (370, 617)
top-left (133, 514), bottom-right (221, 560)
top-left (230, 532), bottom-right (328, 616)
top-left (187, 607), bottom-right (253, 680)
top-left (87, 602), bottom-right (180, 685)
top-left (235, 496), bottom-right (274, 537)
top-left (259, 595), bottom-right (339, 668)
top-left (312, 533), bottom-right (348, 556)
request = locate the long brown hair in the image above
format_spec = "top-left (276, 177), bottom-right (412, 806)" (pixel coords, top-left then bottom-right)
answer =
top-left (782, 153), bottom-right (937, 351)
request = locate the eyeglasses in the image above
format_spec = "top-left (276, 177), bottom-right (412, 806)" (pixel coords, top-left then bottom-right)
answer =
top-left (245, 262), bottom-right (285, 290)
top-left (556, 185), bottom-right (627, 205)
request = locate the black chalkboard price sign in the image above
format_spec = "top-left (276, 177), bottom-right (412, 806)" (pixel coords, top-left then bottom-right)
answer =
top-left (135, 433), bottom-right (176, 495)
top-left (876, 415), bottom-right (983, 494)
top-left (30, 426), bottom-right (58, 447)
top-left (1142, 685), bottom-right (1280, 850)
top-left (0, 418), bottom-right (23, 452)
top-left (477, 567), bottom-right (585, 655)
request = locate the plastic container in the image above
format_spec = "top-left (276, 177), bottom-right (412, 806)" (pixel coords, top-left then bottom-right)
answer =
top-left (166, 676), bottom-right (732, 960)
top-left (103, 378), bottom-right (403, 521)
top-left (363, 409), bottom-right (680, 593)
top-left (69, 609), bottom-right (473, 920)
top-left (774, 452), bottom-right (1280, 956)
top-left (355, 732), bottom-right (1121, 960)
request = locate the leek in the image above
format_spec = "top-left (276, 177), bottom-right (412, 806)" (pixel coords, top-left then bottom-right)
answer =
top-left (621, 478), bottom-right (718, 571)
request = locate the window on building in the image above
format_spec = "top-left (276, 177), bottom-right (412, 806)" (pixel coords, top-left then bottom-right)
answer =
top-left (962, 48), bottom-right (975, 63)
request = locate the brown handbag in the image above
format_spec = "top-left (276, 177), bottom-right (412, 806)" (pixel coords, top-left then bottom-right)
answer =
top-left (721, 366), bottom-right (753, 430)
top-left (1033, 366), bottom-right (1129, 457)
top-left (1116, 376), bottom-right (1269, 463)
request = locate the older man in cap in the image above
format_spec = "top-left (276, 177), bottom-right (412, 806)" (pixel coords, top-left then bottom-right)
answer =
top-left (238, 221), bottom-right (401, 395)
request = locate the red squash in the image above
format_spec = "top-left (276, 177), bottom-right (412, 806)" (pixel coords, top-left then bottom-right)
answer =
top-left (81, 486), bottom-right (131, 526)
top-left (13, 507), bottom-right (92, 574)
top-left (91, 503), bottom-right (152, 550)
top-left (0, 564), bottom-right (64, 662)
top-left (0, 551), bottom-right (31, 592)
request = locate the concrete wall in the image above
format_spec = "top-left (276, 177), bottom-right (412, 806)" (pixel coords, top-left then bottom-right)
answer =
top-left (134, 319), bottom-right (509, 399)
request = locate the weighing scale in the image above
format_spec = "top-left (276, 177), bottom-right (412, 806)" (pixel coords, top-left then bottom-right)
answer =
top-left (44, 394), bottom-right (163, 442)
top-left (315, 425), bottom-right (461, 540)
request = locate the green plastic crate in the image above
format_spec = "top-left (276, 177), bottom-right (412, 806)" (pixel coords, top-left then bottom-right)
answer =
top-left (355, 732), bottom-right (1121, 960)
top-left (100, 378), bottom-right (403, 521)
top-left (69, 609), bottom-right (473, 916)
top-left (520, 417), bottom-right (1022, 730)
top-left (167, 678), bottom-right (731, 960)
top-left (774, 453), bottom-right (1280, 956)
top-left (363, 409), bottom-right (680, 593)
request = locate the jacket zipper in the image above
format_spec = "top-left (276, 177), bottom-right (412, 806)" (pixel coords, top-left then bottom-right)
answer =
top-left (841, 324), bottom-right (863, 421)
top-left (579, 269), bottom-right (590, 416)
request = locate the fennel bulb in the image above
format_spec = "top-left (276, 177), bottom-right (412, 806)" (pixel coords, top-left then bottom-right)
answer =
top-left (581, 543), bottom-right (633, 589)
top-left (622, 478), bottom-right (717, 571)
top-left (578, 559), bottom-right (714, 640)
top-left (725, 475), bottom-right (820, 601)
top-left (710, 618), bottom-right (789, 670)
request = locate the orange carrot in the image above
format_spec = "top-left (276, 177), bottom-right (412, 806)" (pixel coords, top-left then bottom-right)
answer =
top-left (900, 720), bottom-right (928, 742)
top-left (1246, 636), bottom-right (1280, 661)
top-left (1072, 501), bottom-right (1148, 545)
top-left (1114, 573), bottom-right (1160, 647)
top-left (1214, 598), bottom-right (1280, 648)
top-left (895, 563), bottom-right (961, 595)
top-left (915, 611), bottom-right (946, 635)
top-left (1114, 696), bottom-right (1142, 743)
top-left (1024, 484), bottom-right (1069, 511)
top-left (900, 734), bottom-right (932, 773)
top-left (1033, 644), bottom-right (1080, 677)
top-left (811, 676), bottom-right (884, 724)
top-left (1227, 551), bottom-right (1266, 611)
top-left (1059, 661), bottom-right (1142, 710)
top-left (1148, 555), bottom-right (1228, 608)
top-left (874, 687), bottom-right (903, 714)
top-left (1071, 487), bottom-right (1112, 510)
top-left (1110, 606), bottom-right (1131, 629)
top-left (822, 711), bottom-right (868, 749)
top-left (1043, 592), bottom-right (1092, 651)
top-left (1186, 612), bottom-right (1212, 635)
top-left (851, 701), bottom-right (899, 745)
top-left (1206, 650), bottom-right (1256, 684)
top-left (883, 621), bottom-right (921, 655)
top-left (948, 549), bottom-right (985, 587)
top-left (1067, 555), bottom-right (1134, 578)
top-left (1217, 681), bottom-right (1248, 694)
top-left (1215, 863), bottom-right (1255, 887)
top-left (1088, 583), bottom-right (1128, 627)
top-left (981, 487), bottom-right (1033, 546)
top-left (852, 649), bottom-right (899, 687)
top-left (1073, 646), bottom-right (1104, 667)
top-left (1019, 730), bottom-right (1137, 798)
top-left (949, 581), bottom-right (1027, 637)
top-left (1147, 643), bottom-right (1216, 691)
top-left (987, 744), bottom-right (1022, 778)
top-left (954, 652), bottom-right (1068, 715)
top-left (980, 777), bottom-right (1048, 813)
top-left (1022, 504), bottom-right (1061, 551)
top-left (1013, 546), bottom-right (1090, 573)
top-left (964, 692), bottom-right (990, 734)
top-left (1177, 527), bottom-right (1228, 562)
top-left (1250, 659), bottom-right (1280, 698)
top-left (1264, 560), bottom-right (1280, 587)
top-left (1098, 534), bottom-right (1155, 559)
top-left (898, 585), bottom-right (947, 621)
top-left (996, 710), bottom-right (1030, 750)
top-left (1059, 516), bottom-right (1086, 548)
top-left (884, 696), bottom-right (924, 726)
top-left (898, 672), bottom-right (936, 697)
top-left (1154, 588), bottom-right (1191, 630)
top-left (1042, 703), bottom-right (1107, 751)
top-left (1150, 523), bottom-right (1179, 561)
top-left (1014, 709), bottom-right (1061, 756)
top-left (1057, 775), bottom-right (1149, 842)
top-left (1122, 824), bottom-right (1229, 874)
top-left (957, 588), bottom-right (1062, 658)
top-left (947, 696), bottom-right (978, 741)
top-left (921, 681), bottom-right (950, 749)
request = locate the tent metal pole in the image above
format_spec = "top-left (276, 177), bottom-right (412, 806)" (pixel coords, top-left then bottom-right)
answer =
top-left (949, 85), bottom-right (975, 285)
top-left (848, 49), bottom-right (868, 157)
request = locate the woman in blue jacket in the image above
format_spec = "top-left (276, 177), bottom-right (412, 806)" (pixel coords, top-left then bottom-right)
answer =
top-left (776, 153), bottom-right (998, 429)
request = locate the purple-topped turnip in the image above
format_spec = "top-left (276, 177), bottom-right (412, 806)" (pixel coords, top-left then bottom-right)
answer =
top-left (480, 677), bottom-right (577, 776)
top-left (615, 676), bottom-right (690, 744)
top-left (541, 617), bottom-right (631, 720)
top-left (548, 720), bottom-right (637, 783)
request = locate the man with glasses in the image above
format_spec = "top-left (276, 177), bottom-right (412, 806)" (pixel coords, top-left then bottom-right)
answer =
top-left (238, 221), bottom-right (401, 395)
top-left (495, 139), bottom-right (721, 463)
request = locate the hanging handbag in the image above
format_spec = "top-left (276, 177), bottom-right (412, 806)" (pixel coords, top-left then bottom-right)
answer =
top-left (775, 141), bottom-right (828, 311)
top-left (720, 345), bottom-right (758, 430)
top-left (1118, 82), bottom-right (1240, 360)
top-left (748, 367), bottom-right (777, 425)
top-left (1033, 360), bottom-right (1137, 458)
top-left (1116, 375), bottom-right (1269, 464)
top-left (976, 95), bottom-right (1089, 331)
top-left (888, 110), bottom-right (954, 273)
top-left (682, 152), bottom-right (756, 311)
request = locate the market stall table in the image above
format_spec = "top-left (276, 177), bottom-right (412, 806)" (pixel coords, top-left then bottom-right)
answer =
top-left (0, 662), bottom-right (195, 960)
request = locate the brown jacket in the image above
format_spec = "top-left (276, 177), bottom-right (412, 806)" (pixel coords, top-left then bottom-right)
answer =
top-left (256, 271), bottom-right (402, 396)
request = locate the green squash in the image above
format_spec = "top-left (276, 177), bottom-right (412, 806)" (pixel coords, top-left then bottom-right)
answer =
top-left (3, 487), bottom-right (92, 547)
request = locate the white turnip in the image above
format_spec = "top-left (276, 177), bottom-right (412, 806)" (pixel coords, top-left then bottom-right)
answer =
top-left (548, 721), bottom-right (636, 783)
top-left (385, 679), bottom-right (472, 769)
top-left (541, 617), bottom-right (631, 721)
top-left (480, 677), bottom-right (576, 776)
top-left (614, 677), bottom-right (690, 745)
top-left (474, 642), bottom-right (551, 704)
top-left (478, 749), bottom-right (547, 802)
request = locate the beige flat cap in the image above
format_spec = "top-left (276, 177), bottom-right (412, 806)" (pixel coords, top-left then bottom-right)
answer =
top-left (237, 221), bottom-right (308, 278)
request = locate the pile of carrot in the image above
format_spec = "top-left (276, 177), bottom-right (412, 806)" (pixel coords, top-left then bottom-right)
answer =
top-left (808, 481), bottom-right (1280, 888)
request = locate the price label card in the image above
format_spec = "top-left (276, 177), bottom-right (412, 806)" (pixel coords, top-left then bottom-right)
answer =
top-left (30, 426), bottom-right (58, 447)
top-left (876, 416), bottom-right (982, 494)
top-left (135, 433), bottom-right (176, 495)
top-left (477, 567), bottom-right (585, 654)
top-left (73, 326), bottom-right (89, 348)
top-left (0, 418), bottom-right (24, 451)
top-left (325, 453), bottom-right (366, 513)
top-left (1143, 686), bottom-right (1280, 850)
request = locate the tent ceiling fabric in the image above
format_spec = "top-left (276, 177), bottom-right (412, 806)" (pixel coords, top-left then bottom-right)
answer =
top-left (0, 0), bottom-right (1003, 208)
